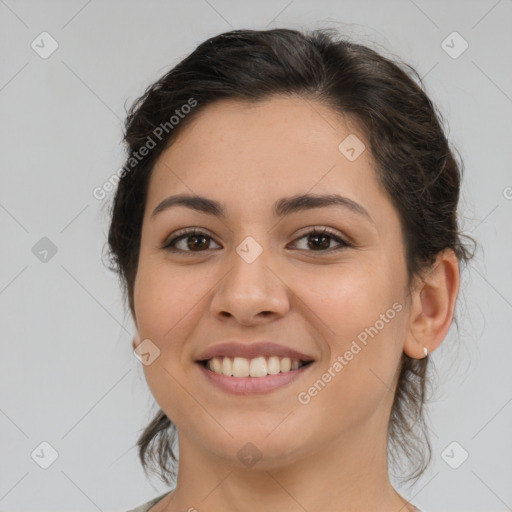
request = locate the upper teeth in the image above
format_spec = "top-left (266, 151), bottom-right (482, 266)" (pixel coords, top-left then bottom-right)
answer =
top-left (206, 356), bottom-right (304, 377)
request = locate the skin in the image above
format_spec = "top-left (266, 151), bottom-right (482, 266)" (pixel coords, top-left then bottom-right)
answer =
top-left (131, 95), bottom-right (460, 512)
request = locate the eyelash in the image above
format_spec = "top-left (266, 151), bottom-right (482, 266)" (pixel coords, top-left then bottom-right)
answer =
top-left (162, 227), bottom-right (352, 255)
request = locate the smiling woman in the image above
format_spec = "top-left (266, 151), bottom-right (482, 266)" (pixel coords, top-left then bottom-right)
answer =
top-left (107, 28), bottom-right (474, 512)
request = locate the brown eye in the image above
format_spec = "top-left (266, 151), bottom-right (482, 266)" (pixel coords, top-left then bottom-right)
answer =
top-left (291, 227), bottom-right (351, 252)
top-left (162, 226), bottom-right (351, 256)
top-left (163, 229), bottom-right (221, 254)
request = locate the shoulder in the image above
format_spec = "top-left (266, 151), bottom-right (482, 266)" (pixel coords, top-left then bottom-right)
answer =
top-left (124, 491), bottom-right (172, 512)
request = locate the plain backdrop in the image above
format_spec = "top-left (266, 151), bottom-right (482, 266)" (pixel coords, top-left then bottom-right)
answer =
top-left (1, 1), bottom-right (511, 511)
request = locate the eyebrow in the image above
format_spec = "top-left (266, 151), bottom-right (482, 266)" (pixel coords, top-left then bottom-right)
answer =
top-left (151, 193), bottom-right (374, 224)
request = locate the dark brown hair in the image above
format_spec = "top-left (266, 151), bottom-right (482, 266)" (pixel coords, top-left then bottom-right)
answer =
top-left (107, 27), bottom-right (474, 487)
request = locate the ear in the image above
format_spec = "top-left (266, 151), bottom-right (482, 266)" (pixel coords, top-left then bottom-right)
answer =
top-left (404, 249), bottom-right (460, 359)
top-left (132, 331), bottom-right (142, 352)
top-left (131, 305), bottom-right (140, 352)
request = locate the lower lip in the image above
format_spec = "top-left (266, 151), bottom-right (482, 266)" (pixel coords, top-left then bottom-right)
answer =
top-left (196, 362), bottom-right (314, 395)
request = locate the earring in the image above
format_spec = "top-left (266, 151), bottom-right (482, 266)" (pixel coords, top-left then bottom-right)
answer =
top-left (424, 346), bottom-right (428, 357)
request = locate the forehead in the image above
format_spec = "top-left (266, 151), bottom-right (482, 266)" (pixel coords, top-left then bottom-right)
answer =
top-left (162, 95), bottom-right (364, 169)
top-left (146, 95), bottom-right (386, 219)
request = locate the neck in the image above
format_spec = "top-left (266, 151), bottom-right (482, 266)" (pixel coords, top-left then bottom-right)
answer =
top-left (160, 421), bottom-right (415, 512)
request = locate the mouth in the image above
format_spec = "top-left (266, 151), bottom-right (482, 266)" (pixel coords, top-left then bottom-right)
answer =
top-left (196, 356), bottom-right (315, 395)
top-left (198, 356), bottom-right (314, 377)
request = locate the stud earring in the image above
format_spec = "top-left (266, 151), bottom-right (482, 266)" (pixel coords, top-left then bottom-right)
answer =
top-left (424, 346), bottom-right (428, 357)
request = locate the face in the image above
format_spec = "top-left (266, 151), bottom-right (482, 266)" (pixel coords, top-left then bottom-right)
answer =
top-left (132, 95), bottom-right (411, 469)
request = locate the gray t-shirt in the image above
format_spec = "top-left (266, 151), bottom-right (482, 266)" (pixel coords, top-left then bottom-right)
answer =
top-left (125, 492), bottom-right (423, 512)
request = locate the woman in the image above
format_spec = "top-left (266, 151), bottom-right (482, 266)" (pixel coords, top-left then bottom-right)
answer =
top-left (109, 27), bottom-right (473, 512)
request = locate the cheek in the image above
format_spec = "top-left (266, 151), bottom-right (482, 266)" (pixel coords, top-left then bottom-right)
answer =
top-left (302, 263), bottom-right (405, 399)
top-left (306, 263), bottom-right (401, 342)
top-left (133, 261), bottom-right (210, 425)
top-left (133, 258), bottom-right (210, 339)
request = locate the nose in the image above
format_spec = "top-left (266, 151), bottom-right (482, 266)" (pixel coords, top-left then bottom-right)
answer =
top-left (210, 243), bottom-right (290, 326)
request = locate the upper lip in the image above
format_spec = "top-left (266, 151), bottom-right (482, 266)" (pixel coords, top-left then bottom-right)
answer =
top-left (195, 341), bottom-right (316, 362)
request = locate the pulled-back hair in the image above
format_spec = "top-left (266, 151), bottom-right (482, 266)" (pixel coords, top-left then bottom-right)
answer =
top-left (107, 27), bottom-right (474, 486)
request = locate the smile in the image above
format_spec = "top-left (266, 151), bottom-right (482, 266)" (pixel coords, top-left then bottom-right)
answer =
top-left (197, 357), bottom-right (315, 395)
top-left (202, 356), bottom-right (312, 377)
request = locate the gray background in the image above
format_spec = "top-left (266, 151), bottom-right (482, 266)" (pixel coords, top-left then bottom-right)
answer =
top-left (1, 1), bottom-right (511, 511)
